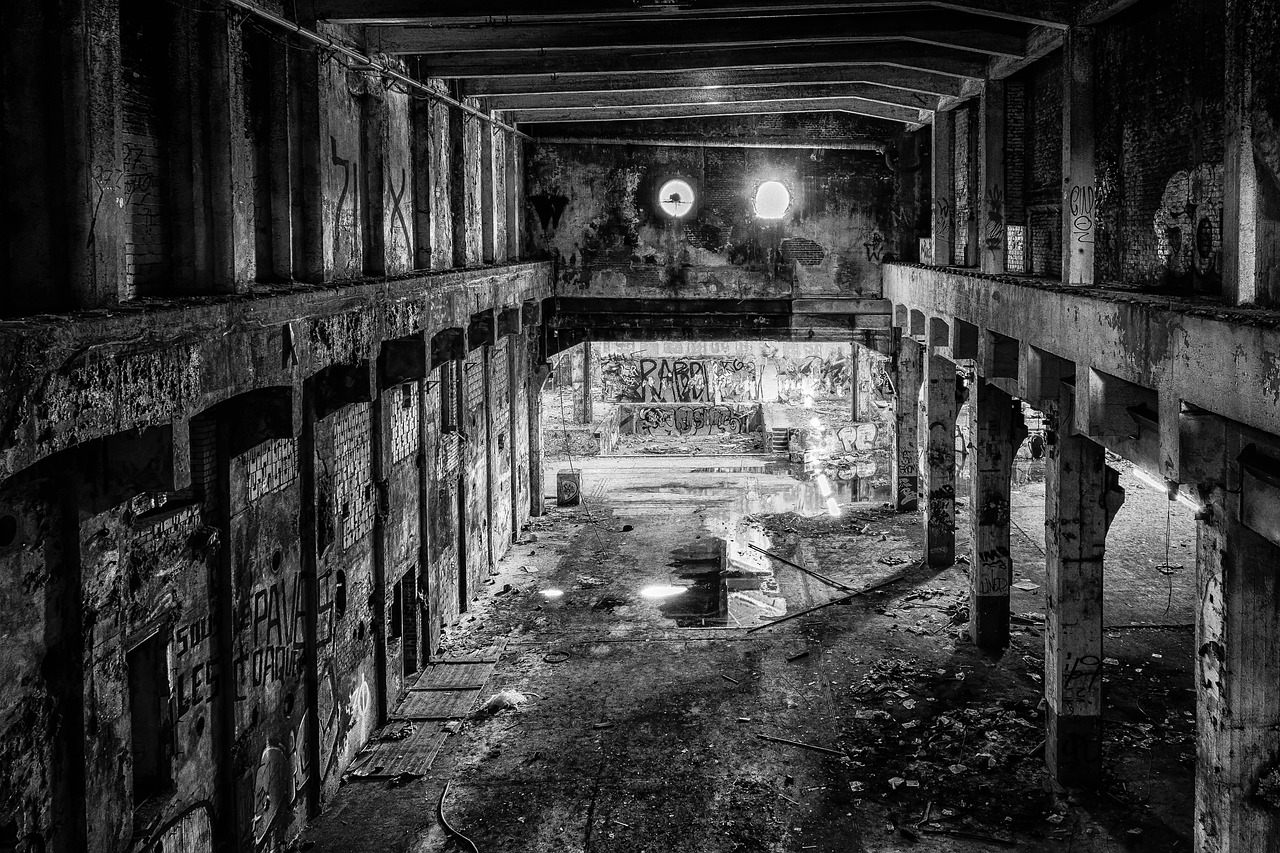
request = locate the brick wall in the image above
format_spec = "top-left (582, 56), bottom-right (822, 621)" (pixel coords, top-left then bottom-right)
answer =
top-left (1095, 0), bottom-right (1227, 291)
top-left (1027, 53), bottom-right (1063, 278)
top-left (119, 0), bottom-right (172, 297)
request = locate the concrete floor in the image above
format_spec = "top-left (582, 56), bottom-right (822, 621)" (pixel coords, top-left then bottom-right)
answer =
top-left (300, 454), bottom-right (1196, 853)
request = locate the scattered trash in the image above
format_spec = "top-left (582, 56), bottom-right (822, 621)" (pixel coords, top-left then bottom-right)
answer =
top-left (786, 650), bottom-right (811, 663)
top-left (543, 652), bottom-right (570, 663)
top-left (621, 524), bottom-right (634, 532)
top-left (592, 721), bottom-right (615, 730)
top-left (1012, 580), bottom-right (1040, 591)
top-left (721, 674), bottom-right (741, 685)
top-left (878, 555), bottom-right (908, 566)
top-left (889, 776), bottom-right (905, 789)
top-left (477, 690), bottom-right (531, 714)
top-left (438, 780), bottom-right (480, 853)
top-left (576, 575), bottom-right (606, 588)
top-left (443, 720), bottom-right (463, 735)
top-left (849, 781), bottom-right (866, 793)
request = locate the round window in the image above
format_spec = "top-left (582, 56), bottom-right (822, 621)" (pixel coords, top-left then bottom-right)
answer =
top-left (657, 179), bottom-right (696, 218)
top-left (754, 181), bottom-right (791, 219)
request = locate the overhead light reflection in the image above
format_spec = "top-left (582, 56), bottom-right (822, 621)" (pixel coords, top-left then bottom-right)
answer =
top-left (640, 584), bottom-right (687, 600)
top-left (540, 588), bottom-right (564, 599)
top-left (816, 474), bottom-right (833, 497)
top-left (825, 497), bottom-right (842, 518)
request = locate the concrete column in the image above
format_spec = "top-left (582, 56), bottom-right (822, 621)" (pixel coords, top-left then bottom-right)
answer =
top-left (921, 350), bottom-right (958, 567)
top-left (579, 340), bottom-right (593, 424)
top-left (1044, 414), bottom-right (1123, 785)
top-left (480, 120), bottom-right (497, 264)
top-left (968, 381), bottom-right (1026, 649)
top-left (208, 8), bottom-right (253, 292)
top-left (1062, 27), bottom-right (1096, 286)
top-left (850, 341), bottom-right (861, 422)
top-left (62, 0), bottom-right (125, 307)
top-left (931, 109), bottom-right (955, 266)
top-left (1195, 464), bottom-right (1280, 851)
top-left (978, 79), bottom-right (1006, 275)
top-left (892, 331), bottom-right (923, 512)
top-left (528, 364), bottom-right (551, 517)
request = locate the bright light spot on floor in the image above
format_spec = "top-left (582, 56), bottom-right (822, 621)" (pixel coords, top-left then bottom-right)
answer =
top-left (816, 474), bottom-right (833, 497)
top-left (802, 396), bottom-right (815, 409)
top-left (809, 416), bottom-right (823, 430)
top-left (825, 497), bottom-right (842, 518)
top-left (540, 589), bottom-right (565, 599)
top-left (640, 584), bottom-right (687, 600)
top-left (754, 180), bottom-right (791, 219)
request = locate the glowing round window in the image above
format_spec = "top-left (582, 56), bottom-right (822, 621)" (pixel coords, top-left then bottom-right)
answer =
top-left (657, 179), bottom-right (695, 218)
top-left (754, 181), bottom-right (791, 219)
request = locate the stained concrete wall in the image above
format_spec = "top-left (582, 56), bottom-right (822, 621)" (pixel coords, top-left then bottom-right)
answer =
top-left (0, 3), bottom-right (546, 849)
top-left (525, 128), bottom-right (920, 300)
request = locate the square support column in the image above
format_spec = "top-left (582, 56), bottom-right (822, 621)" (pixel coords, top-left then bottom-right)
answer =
top-left (528, 363), bottom-right (550, 517)
top-left (930, 110), bottom-right (955, 267)
top-left (1044, 415), bottom-right (1123, 785)
top-left (1062, 27), bottom-right (1096, 286)
top-left (892, 331), bottom-right (923, 512)
top-left (1195, 464), bottom-right (1280, 851)
top-left (978, 79), bottom-right (1006, 275)
top-left (921, 350), bottom-right (958, 567)
top-left (969, 381), bottom-right (1027, 649)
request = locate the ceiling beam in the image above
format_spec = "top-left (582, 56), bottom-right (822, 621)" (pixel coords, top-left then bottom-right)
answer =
top-left (510, 98), bottom-right (928, 125)
top-left (405, 43), bottom-right (992, 79)
top-left (371, 12), bottom-right (1028, 59)
top-left (460, 66), bottom-right (967, 98)
top-left (317, 0), bottom-right (1069, 29)
top-left (482, 83), bottom-right (941, 112)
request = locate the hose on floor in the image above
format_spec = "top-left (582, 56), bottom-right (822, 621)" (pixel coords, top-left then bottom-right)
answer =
top-left (438, 780), bottom-right (480, 853)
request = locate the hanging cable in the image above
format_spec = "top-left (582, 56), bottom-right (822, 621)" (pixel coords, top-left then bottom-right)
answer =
top-left (221, 0), bottom-right (530, 140)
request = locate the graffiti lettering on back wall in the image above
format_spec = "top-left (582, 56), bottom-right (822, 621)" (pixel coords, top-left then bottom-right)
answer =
top-left (600, 356), bottom-right (758, 403)
top-left (618, 403), bottom-right (763, 436)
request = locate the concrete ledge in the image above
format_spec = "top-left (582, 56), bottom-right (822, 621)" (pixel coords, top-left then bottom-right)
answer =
top-left (0, 262), bottom-right (552, 481)
top-left (884, 263), bottom-right (1280, 452)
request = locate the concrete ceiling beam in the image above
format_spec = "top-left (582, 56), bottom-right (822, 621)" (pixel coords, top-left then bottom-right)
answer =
top-left (460, 66), bottom-right (967, 98)
top-left (317, 0), bottom-right (1069, 29)
top-left (483, 84), bottom-right (941, 112)
top-left (369, 11), bottom-right (1028, 59)
top-left (511, 97), bottom-right (928, 125)
top-left (404, 44), bottom-right (992, 79)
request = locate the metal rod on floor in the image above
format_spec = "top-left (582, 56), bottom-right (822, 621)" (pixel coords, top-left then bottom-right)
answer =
top-left (746, 562), bottom-right (921, 633)
top-left (747, 543), bottom-right (854, 592)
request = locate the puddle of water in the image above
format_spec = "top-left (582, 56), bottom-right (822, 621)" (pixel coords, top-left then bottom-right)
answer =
top-left (658, 534), bottom-right (787, 629)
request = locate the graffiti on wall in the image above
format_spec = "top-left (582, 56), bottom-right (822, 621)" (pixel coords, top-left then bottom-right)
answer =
top-left (600, 356), bottom-right (758, 403)
top-left (1154, 162), bottom-right (1223, 284)
top-left (776, 351), bottom-right (853, 401)
top-left (618, 403), bottom-right (763, 436)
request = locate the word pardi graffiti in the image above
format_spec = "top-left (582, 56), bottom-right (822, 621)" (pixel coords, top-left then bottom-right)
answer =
top-left (600, 356), bottom-right (758, 403)
top-left (618, 403), bottom-right (763, 436)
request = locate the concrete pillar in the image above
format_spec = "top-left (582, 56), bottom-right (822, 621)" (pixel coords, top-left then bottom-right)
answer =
top-left (480, 119), bottom-right (497, 264)
top-left (892, 331), bottom-right (923, 512)
top-left (576, 341), bottom-right (593, 425)
top-left (921, 350), bottom-right (958, 567)
top-left (850, 341), bottom-right (861, 422)
top-left (1044, 415), bottom-right (1123, 785)
top-left (1195, 461), bottom-right (1280, 851)
top-left (968, 381), bottom-right (1026, 649)
top-left (528, 364), bottom-right (551, 517)
top-left (1061, 27), bottom-right (1096, 286)
top-left (931, 109), bottom-right (955, 266)
top-left (62, 0), bottom-right (125, 307)
top-left (208, 8), bottom-right (253, 292)
top-left (978, 79), bottom-right (1006, 275)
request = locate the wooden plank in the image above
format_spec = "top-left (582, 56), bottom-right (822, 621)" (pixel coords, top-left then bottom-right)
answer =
top-left (393, 688), bottom-right (482, 719)
top-left (411, 661), bottom-right (495, 690)
top-left (347, 722), bottom-right (449, 777)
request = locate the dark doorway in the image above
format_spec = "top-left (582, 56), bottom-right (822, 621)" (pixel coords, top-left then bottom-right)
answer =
top-left (127, 632), bottom-right (170, 805)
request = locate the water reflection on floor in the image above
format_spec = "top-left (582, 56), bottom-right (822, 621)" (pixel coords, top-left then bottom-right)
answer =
top-left (659, 535), bottom-right (787, 628)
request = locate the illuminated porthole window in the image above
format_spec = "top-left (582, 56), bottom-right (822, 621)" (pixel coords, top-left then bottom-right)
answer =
top-left (754, 181), bottom-right (791, 219)
top-left (657, 178), bottom-right (696, 218)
